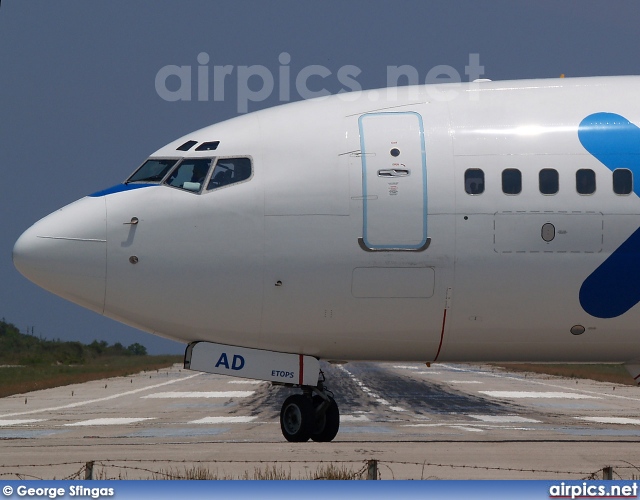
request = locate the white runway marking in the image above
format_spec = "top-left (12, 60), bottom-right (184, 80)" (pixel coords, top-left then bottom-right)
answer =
top-left (189, 416), bottom-right (257, 424)
top-left (404, 423), bottom-right (447, 427)
top-left (142, 391), bottom-right (254, 399)
top-left (66, 418), bottom-right (154, 427)
top-left (227, 380), bottom-right (264, 385)
top-left (341, 415), bottom-right (370, 422)
top-left (0, 419), bottom-right (46, 426)
top-left (438, 363), bottom-right (639, 402)
top-left (389, 406), bottom-right (407, 412)
top-left (576, 417), bottom-right (640, 425)
top-left (402, 423), bottom-right (484, 432)
top-left (447, 381), bottom-right (483, 384)
top-left (450, 425), bottom-right (485, 433)
top-left (438, 364), bottom-right (477, 372)
top-left (403, 423), bottom-right (536, 432)
top-left (393, 365), bottom-right (420, 370)
top-left (415, 371), bottom-right (443, 375)
top-left (468, 415), bottom-right (540, 423)
top-left (1, 373), bottom-right (202, 419)
top-left (479, 391), bottom-right (599, 399)
top-left (403, 423), bottom-right (461, 428)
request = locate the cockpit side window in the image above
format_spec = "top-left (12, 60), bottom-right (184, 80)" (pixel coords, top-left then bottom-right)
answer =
top-left (207, 157), bottom-right (252, 191)
top-left (127, 159), bottom-right (178, 183)
top-left (164, 159), bottom-right (214, 193)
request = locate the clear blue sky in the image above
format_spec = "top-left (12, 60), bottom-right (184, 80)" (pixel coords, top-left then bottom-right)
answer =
top-left (1, 1), bottom-right (639, 354)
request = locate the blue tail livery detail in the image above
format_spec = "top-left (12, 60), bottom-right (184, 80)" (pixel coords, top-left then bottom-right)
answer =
top-left (579, 112), bottom-right (640, 318)
top-left (580, 227), bottom-right (640, 318)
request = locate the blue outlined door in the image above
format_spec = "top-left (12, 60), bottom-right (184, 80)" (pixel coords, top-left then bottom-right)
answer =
top-left (359, 112), bottom-right (428, 251)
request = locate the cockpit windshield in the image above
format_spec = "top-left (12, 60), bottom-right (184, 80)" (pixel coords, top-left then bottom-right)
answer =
top-left (164, 158), bottom-right (214, 193)
top-left (127, 159), bottom-right (178, 183)
top-left (125, 156), bottom-right (253, 194)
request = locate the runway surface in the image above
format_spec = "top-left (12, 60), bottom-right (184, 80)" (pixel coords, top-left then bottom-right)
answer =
top-left (1, 362), bottom-right (639, 479)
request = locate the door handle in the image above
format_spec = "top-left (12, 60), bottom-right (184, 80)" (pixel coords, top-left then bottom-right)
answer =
top-left (378, 169), bottom-right (410, 177)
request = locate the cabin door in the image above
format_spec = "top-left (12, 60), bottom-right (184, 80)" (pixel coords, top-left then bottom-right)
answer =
top-left (359, 112), bottom-right (428, 250)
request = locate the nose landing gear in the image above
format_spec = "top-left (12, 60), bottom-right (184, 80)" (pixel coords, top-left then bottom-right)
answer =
top-left (311, 392), bottom-right (340, 442)
top-left (279, 373), bottom-right (340, 442)
top-left (280, 394), bottom-right (314, 441)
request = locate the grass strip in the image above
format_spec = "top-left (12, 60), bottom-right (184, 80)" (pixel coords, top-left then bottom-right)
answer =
top-left (490, 363), bottom-right (634, 386)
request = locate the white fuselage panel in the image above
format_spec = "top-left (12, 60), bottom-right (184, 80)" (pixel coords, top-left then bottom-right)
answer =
top-left (13, 77), bottom-right (640, 364)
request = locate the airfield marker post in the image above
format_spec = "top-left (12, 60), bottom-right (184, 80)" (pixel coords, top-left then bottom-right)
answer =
top-left (367, 459), bottom-right (378, 480)
top-left (85, 461), bottom-right (94, 480)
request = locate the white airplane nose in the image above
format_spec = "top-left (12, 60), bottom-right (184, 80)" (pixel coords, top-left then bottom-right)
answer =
top-left (13, 197), bottom-right (107, 314)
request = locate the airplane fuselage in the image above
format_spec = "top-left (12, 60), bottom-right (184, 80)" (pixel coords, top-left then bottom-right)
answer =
top-left (14, 77), bottom-right (640, 365)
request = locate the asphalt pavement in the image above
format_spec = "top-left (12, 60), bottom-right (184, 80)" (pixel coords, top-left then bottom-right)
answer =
top-left (1, 361), bottom-right (639, 479)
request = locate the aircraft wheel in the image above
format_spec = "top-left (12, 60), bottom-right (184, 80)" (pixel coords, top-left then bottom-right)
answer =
top-left (280, 394), bottom-right (314, 442)
top-left (311, 395), bottom-right (340, 442)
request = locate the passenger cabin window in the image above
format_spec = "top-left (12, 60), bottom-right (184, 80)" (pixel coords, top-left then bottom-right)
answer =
top-left (539, 168), bottom-right (559, 195)
top-left (613, 168), bottom-right (633, 195)
top-left (465, 168), bottom-right (484, 195)
top-left (502, 169), bottom-right (521, 195)
top-left (164, 159), bottom-right (214, 193)
top-left (576, 168), bottom-right (596, 195)
top-left (127, 159), bottom-right (178, 183)
top-left (207, 158), bottom-right (252, 190)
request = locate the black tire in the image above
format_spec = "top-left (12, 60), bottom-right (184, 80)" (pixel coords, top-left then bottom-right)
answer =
top-left (311, 395), bottom-right (340, 442)
top-left (280, 394), bottom-right (314, 442)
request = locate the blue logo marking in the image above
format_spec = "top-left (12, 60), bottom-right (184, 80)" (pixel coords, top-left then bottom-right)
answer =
top-left (89, 183), bottom-right (155, 197)
top-left (578, 112), bottom-right (640, 318)
top-left (215, 353), bottom-right (245, 371)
